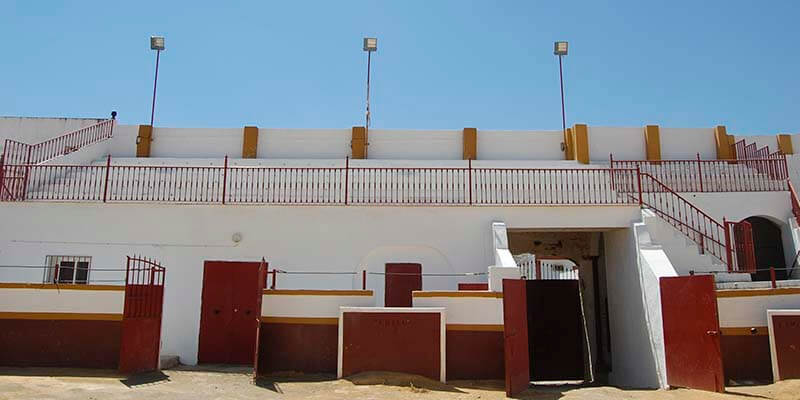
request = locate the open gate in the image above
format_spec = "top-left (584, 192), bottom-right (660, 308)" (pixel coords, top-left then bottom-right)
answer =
top-left (726, 219), bottom-right (756, 273)
top-left (118, 256), bottom-right (166, 374)
top-left (253, 258), bottom-right (268, 378)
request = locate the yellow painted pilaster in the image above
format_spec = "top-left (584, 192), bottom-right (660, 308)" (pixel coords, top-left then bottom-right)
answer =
top-left (136, 125), bottom-right (152, 157)
top-left (714, 125), bottom-right (733, 159)
top-left (463, 128), bottom-right (477, 160)
top-left (351, 126), bottom-right (367, 159)
top-left (573, 124), bottom-right (589, 164)
top-left (778, 134), bottom-right (794, 155)
top-left (564, 128), bottom-right (574, 160)
top-left (242, 126), bottom-right (259, 158)
top-left (644, 125), bottom-right (661, 161)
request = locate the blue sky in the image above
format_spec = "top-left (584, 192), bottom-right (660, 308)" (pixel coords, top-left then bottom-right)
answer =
top-left (1, 1), bottom-right (798, 133)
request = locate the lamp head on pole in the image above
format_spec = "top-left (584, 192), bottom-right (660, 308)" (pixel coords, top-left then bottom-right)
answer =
top-left (553, 41), bottom-right (568, 56)
top-left (150, 36), bottom-right (165, 51)
top-left (363, 37), bottom-right (378, 52)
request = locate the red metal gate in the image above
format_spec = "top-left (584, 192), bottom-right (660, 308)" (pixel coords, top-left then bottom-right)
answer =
top-left (660, 275), bottom-right (724, 392)
top-left (118, 256), bottom-right (166, 374)
top-left (502, 279), bottom-right (530, 397)
top-left (253, 258), bottom-right (268, 378)
top-left (725, 220), bottom-right (756, 273)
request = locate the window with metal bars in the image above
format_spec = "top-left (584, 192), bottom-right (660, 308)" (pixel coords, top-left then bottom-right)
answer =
top-left (44, 256), bottom-right (91, 284)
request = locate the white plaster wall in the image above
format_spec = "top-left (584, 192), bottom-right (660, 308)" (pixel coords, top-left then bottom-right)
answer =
top-left (149, 127), bottom-right (242, 158)
top-left (718, 293), bottom-right (800, 327)
top-left (260, 129), bottom-right (350, 159)
top-left (660, 128), bottom-right (716, 160)
top-left (0, 202), bottom-right (640, 365)
top-left (0, 287), bottom-right (124, 314)
top-left (108, 125), bottom-right (139, 157)
top-left (261, 292), bottom-right (375, 318)
top-left (368, 130), bottom-right (461, 160)
top-left (0, 117), bottom-right (105, 152)
top-left (412, 295), bottom-right (503, 325)
top-left (477, 130), bottom-right (563, 160)
top-left (589, 127), bottom-right (645, 162)
top-left (604, 227), bottom-right (662, 389)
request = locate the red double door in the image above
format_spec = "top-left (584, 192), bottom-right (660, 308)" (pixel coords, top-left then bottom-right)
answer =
top-left (198, 261), bottom-right (262, 364)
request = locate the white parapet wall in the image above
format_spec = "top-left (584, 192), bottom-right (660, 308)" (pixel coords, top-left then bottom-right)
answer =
top-left (261, 289), bottom-right (375, 320)
top-left (412, 291), bottom-right (503, 328)
top-left (717, 288), bottom-right (800, 330)
top-left (0, 283), bottom-right (124, 319)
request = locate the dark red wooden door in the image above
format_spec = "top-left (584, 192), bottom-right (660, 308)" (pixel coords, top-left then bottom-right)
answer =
top-left (384, 263), bottom-right (421, 307)
top-left (503, 279), bottom-right (530, 397)
top-left (198, 261), bottom-right (260, 364)
top-left (253, 259), bottom-right (268, 377)
top-left (660, 275), bottom-right (724, 392)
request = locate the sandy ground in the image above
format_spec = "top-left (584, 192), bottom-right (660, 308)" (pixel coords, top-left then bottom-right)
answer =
top-left (0, 366), bottom-right (798, 400)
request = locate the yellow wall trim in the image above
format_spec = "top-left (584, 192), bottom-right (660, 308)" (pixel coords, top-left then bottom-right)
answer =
top-left (351, 126), bottom-right (367, 159)
top-left (242, 126), bottom-right (259, 158)
top-left (260, 316), bottom-right (338, 325)
top-left (644, 125), bottom-right (661, 161)
top-left (136, 125), bottom-right (153, 157)
top-left (263, 289), bottom-right (374, 296)
top-left (573, 124), bottom-right (589, 164)
top-left (463, 127), bottom-right (477, 160)
top-left (0, 283), bottom-right (124, 291)
top-left (0, 312), bottom-right (123, 321)
top-left (716, 287), bottom-right (800, 298)
top-left (446, 324), bottom-right (503, 331)
top-left (564, 128), bottom-right (574, 160)
top-left (778, 134), bottom-right (794, 155)
top-left (720, 326), bottom-right (768, 336)
top-left (412, 290), bottom-right (503, 298)
top-left (714, 125), bottom-right (733, 159)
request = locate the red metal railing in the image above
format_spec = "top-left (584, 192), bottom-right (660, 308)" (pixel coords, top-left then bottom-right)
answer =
top-left (1, 117), bottom-right (115, 166)
top-left (611, 154), bottom-right (788, 192)
top-left (789, 181), bottom-right (800, 226)
top-left (3, 157), bottom-right (641, 206)
top-left (638, 172), bottom-right (752, 272)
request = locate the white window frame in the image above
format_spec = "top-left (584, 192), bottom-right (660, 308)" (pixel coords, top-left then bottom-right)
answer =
top-left (44, 256), bottom-right (92, 284)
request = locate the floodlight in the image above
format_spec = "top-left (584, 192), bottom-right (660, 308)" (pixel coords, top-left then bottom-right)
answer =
top-left (363, 37), bottom-right (377, 52)
top-left (150, 36), bottom-right (165, 51)
top-left (554, 41), bottom-right (568, 56)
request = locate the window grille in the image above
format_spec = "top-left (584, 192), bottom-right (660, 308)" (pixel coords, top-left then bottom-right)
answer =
top-left (44, 256), bottom-right (92, 284)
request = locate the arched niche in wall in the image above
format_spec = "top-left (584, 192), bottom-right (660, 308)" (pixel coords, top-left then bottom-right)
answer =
top-left (743, 215), bottom-right (787, 281)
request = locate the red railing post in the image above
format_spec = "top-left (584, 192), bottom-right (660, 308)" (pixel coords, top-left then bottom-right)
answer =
top-left (468, 159), bottom-right (473, 205)
top-left (770, 267), bottom-right (777, 288)
top-left (723, 218), bottom-right (734, 272)
top-left (636, 167), bottom-right (643, 206)
top-left (222, 155), bottom-right (228, 205)
top-left (102, 154), bottom-right (111, 203)
top-left (270, 270), bottom-right (276, 289)
top-left (344, 157), bottom-right (350, 205)
top-left (696, 153), bottom-right (704, 192)
top-left (362, 269), bottom-right (366, 290)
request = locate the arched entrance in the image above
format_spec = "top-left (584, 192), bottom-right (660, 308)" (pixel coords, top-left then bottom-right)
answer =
top-left (744, 217), bottom-right (786, 281)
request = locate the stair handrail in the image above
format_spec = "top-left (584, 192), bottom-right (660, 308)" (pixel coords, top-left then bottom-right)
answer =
top-left (789, 181), bottom-right (800, 226)
top-left (637, 171), bottom-right (729, 266)
top-left (1, 112), bottom-right (116, 166)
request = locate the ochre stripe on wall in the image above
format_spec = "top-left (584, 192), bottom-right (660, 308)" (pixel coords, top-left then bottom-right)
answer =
top-left (0, 312), bottom-right (123, 321)
top-left (716, 287), bottom-right (800, 298)
top-left (564, 127), bottom-right (574, 160)
top-left (263, 289), bottom-right (374, 296)
top-left (778, 134), bottom-right (794, 155)
top-left (463, 127), bottom-right (477, 160)
top-left (412, 291), bottom-right (503, 298)
top-left (351, 126), bottom-right (367, 159)
top-left (714, 125), bottom-right (733, 159)
top-left (260, 317), bottom-right (338, 325)
top-left (446, 324), bottom-right (503, 331)
top-left (0, 283), bottom-right (124, 291)
top-left (136, 125), bottom-right (153, 157)
top-left (573, 124), bottom-right (589, 164)
top-left (720, 326), bottom-right (769, 336)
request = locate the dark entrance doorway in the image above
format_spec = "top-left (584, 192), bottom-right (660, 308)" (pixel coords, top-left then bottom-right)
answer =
top-left (384, 263), bottom-right (421, 307)
top-left (198, 261), bottom-right (261, 364)
top-left (745, 217), bottom-right (786, 281)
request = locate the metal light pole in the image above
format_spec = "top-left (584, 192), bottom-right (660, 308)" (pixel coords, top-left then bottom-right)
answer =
top-left (149, 36), bottom-right (165, 127)
top-left (363, 37), bottom-right (377, 130)
top-left (554, 41), bottom-right (568, 139)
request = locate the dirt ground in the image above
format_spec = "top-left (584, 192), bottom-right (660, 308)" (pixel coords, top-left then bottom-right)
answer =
top-left (0, 366), bottom-right (798, 400)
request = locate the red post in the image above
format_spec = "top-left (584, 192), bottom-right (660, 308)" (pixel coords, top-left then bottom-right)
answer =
top-left (222, 155), bottom-right (228, 205)
top-left (344, 157), bottom-right (350, 205)
top-left (696, 153), bottom-right (704, 192)
top-left (362, 269), bottom-right (366, 290)
top-left (535, 259), bottom-right (542, 280)
top-left (723, 218), bottom-right (733, 273)
top-left (770, 267), bottom-right (777, 289)
top-left (102, 154), bottom-right (111, 203)
top-left (468, 159), bottom-right (473, 205)
top-left (264, 264), bottom-right (270, 289)
top-left (270, 270), bottom-right (276, 289)
top-left (636, 167), bottom-right (643, 206)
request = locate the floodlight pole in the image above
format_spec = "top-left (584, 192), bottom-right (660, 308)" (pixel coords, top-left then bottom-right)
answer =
top-left (558, 54), bottom-right (566, 139)
top-left (365, 50), bottom-right (372, 131)
top-left (150, 49), bottom-right (161, 127)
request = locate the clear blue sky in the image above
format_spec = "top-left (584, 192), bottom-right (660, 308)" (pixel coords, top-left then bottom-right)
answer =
top-left (1, 1), bottom-right (798, 133)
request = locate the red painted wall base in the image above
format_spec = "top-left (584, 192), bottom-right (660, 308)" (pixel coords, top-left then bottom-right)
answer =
top-left (446, 329), bottom-right (504, 380)
top-left (0, 319), bottom-right (121, 369)
top-left (721, 335), bottom-right (773, 382)
top-left (257, 322), bottom-right (338, 375)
